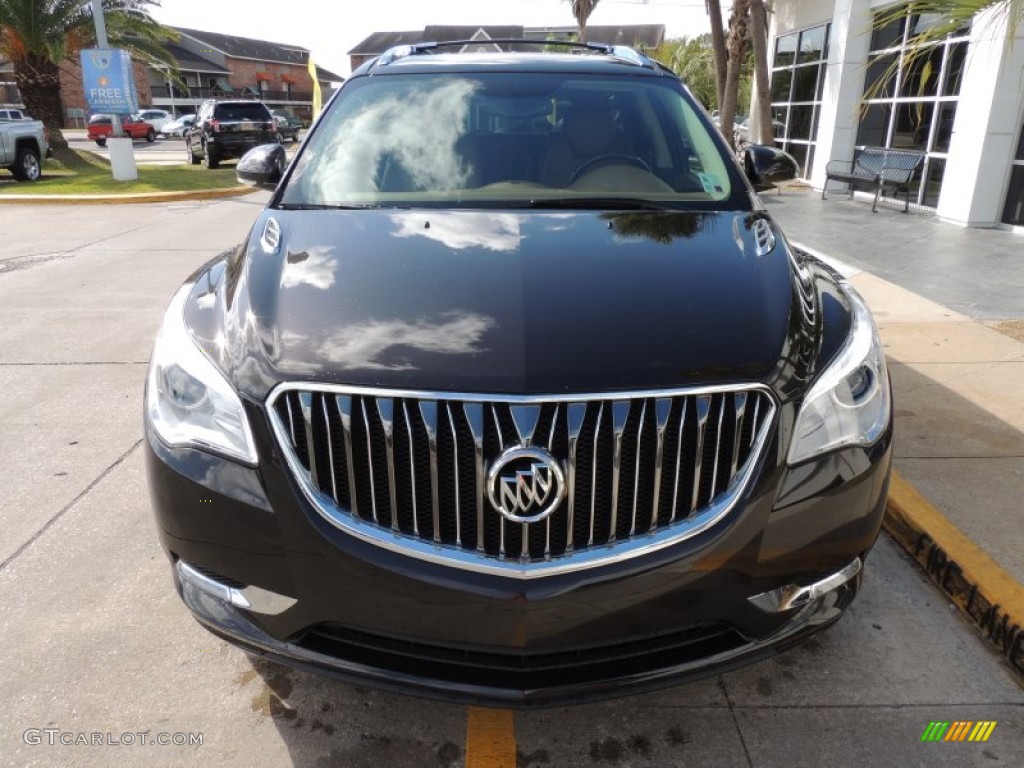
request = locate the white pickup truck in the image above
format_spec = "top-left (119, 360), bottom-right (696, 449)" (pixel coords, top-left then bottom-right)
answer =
top-left (0, 118), bottom-right (48, 181)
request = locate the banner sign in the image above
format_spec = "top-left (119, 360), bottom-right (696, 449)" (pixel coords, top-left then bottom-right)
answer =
top-left (80, 48), bottom-right (139, 115)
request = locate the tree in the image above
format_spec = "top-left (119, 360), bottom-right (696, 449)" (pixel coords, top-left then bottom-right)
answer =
top-left (0, 0), bottom-right (176, 151)
top-left (865, 1), bottom-right (1022, 101)
top-left (720, 0), bottom-right (752, 151)
top-left (705, 0), bottom-right (728, 108)
top-left (567, 0), bottom-right (600, 44)
top-left (749, 0), bottom-right (773, 146)
top-left (650, 34), bottom-right (752, 113)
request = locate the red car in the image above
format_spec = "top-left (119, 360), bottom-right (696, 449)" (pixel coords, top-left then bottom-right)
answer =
top-left (87, 113), bottom-right (156, 146)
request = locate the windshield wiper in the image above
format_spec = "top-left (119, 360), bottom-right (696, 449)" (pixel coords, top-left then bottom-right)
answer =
top-left (525, 197), bottom-right (672, 211)
top-left (275, 203), bottom-right (377, 210)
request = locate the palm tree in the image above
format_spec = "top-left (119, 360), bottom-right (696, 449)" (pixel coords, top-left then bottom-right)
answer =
top-left (719, 0), bottom-right (751, 151)
top-left (705, 0), bottom-right (728, 108)
top-left (749, 0), bottom-right (773, 146)
top-left (0, 0), bottom-right (176, 150)
top-left (866, 1), bottom-right (1022, 101)
top-left (567, 0), bottom-right (600, 44)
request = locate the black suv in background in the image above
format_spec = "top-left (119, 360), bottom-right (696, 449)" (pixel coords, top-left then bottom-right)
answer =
top-left (147, 41), bottom-right (893, 706)
top-left (186, 99), bottom-right (275, 169)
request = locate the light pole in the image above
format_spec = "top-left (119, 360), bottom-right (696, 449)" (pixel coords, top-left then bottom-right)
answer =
top-left (91, 0), bottom-right (137, 180)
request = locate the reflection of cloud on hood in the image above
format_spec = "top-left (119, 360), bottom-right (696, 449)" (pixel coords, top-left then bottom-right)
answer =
top-left (281, 246), bottom-right (337, 290)
top-left (391, 212), bottom-right (522, 252)
top-left (317, 311), bottom-right (495, 371)
top-left (315, 80), bottom-right (476, 200)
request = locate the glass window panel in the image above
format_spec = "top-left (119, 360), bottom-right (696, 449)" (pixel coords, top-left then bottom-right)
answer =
top-left (775, 33), bottom-right (798, 67)
top-left (786, 142), bottom-right (809, 177)
top-left (933, 103), bottom-right (957, 152)
top-left (1002, 166), bottom-right (1024, 225)
top-left (942, 42), bottom-right (967, 96)
top-left (811, 104), bottom-right (821, 139)
top-left (908, 13), bottom-right (943, 37)
top-left (857, 103), bottom-right (891, 147)
top-left (898, 44), bottom-right (943, 98)
top-left (789, 105), bottom-right (815, 140)
top-left (1016, 123), bottom-right (1024, 161)
top-left (816, 63), bottom-right (827, 100)
top-left (770, 69), bottom-right (792, 103)
top-left (892, 101), bottom-right (934, 150)
top-left (798, 25), bottom-right (827, 64)
top-left (870, 14), bottom-right (904, 51)
top-left (792, 65), bottom-right (820, 102)
top-left (865, 54), bottom-right (897, 99)
top-left (922, 158), bottom-right (945, 208)
top-left (772, 106), bottom-right (789, 137)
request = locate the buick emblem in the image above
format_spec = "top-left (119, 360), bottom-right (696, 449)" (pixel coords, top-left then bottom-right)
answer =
top-left (486, 447), bottom-right (566, 524)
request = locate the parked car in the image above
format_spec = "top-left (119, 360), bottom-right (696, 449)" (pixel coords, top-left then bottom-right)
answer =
top-left (146, 42), bottom-right (892, 707)
top-left (271, 112), bottom-right (300, 142)
top-left (139, 108), bottom-right (173, 133)
top-left (735, 116), bottom-right (787, 145)
top-left (0, 108), bottom-right (32, 121)
top-left (86, 113), bottom-right (156, 146)
top-left (1, 118), bottom-right (48, 180)
top-left (185, 99), bottom-right (276, 169)
top-left (160, 114), bottom-right (196, 138)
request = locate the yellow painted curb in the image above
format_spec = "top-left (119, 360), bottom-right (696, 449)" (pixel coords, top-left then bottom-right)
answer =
top-left (884, 471), bottom-right (1024, 677)
top-left (0, 185), bottom-right (256, 205)
top-left (465, 707), bottom-right (516, 768)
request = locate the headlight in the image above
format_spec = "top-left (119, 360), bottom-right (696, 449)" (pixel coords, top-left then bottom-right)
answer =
top-left (787, 286), bottom-right (891, 465)
top-left (145, 285), bottom-right (257, 465)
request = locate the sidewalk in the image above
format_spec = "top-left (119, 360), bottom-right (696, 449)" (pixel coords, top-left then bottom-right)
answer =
top-left (764, 188), bottom-right (1024, 676)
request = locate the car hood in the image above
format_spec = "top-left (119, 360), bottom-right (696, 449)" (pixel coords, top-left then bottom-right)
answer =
top-left (190, 209), bottom-right (815, 401)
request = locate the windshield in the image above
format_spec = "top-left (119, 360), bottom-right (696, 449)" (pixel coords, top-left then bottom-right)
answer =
top-left (279, 72), bottom-right (745, 210)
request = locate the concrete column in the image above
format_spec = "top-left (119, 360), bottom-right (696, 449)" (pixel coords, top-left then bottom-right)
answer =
top-left (808, 0), bottom-right (873, 190)
top-left (936, 9), bottom-right (1024, 227)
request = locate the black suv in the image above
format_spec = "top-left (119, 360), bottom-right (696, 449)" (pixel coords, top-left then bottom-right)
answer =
top-left (146, 42), bottom-right (892, 706)
top-left (186, 99), bottom-right (275, 169)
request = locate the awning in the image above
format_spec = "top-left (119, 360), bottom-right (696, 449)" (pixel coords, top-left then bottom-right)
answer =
top-left (280, 74), bottom-right (299, 85)
top-left (212, 77), bottom-right (232, 92)
top-left (255, 71), bottom-right (273, 81)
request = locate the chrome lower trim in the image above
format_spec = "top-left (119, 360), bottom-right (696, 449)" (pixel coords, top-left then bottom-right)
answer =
top-left (176, 560), bottom-right (297, 615)
top-left (266, 382), bottom-right (778, 580)
top-left (748, 558), bottom-right (862, 613)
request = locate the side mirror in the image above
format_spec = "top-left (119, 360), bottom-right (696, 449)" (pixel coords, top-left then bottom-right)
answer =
top-left (237, 143), bottom-right (287, 188)
top-left (743, 144), bottom-right (799, 191)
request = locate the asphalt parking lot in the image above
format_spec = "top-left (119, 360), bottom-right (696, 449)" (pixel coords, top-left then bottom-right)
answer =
top-left (1, 195), bottom-right (1021, 767)
top-left (65, 129), bottom-right (304, 166)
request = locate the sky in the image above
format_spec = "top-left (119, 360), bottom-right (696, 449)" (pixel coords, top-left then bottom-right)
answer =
top-left (150, 0), bottom-right (719, 79)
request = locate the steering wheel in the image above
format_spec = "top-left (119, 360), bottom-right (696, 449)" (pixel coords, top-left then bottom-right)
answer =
top-left (568, 154), bottom-right (653, 184)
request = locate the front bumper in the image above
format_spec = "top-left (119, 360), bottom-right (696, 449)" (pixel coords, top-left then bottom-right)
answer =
top-left (146, 408), bottom-right (891, 706)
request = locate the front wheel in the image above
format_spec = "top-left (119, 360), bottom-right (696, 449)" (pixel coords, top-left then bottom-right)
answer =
top-left (146, 129), bottom-right (156, 143)
top-left (95, 138), bottom-right (106, 147)
top-left (187, 143), bottom-right (200, 166)
top-left (11, 146), bottom-right (41, 181)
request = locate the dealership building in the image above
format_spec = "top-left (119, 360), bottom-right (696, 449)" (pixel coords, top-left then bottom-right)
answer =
top-left (763, 0), bottom-right (1024, 229)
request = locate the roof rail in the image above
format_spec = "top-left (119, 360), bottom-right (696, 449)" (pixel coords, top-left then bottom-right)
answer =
top-left (371, 39), bottom-right (657, 70)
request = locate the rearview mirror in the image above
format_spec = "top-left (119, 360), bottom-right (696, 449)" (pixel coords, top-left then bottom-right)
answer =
top-left (742, 144), bottom-right (799, 191)
top-left (237, 144), bottom-right (287, 188)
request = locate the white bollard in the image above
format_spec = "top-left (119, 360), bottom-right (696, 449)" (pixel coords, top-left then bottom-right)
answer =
top-left (107, 137), bottom-right (138, 181)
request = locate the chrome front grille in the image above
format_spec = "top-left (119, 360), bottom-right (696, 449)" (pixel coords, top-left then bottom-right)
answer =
top-left (268, 385), bottom-right (776, 576)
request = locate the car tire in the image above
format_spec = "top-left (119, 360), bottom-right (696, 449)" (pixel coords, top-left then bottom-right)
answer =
top-left (203, 144), bottom-right (220, 170)
top-left (187, 143), bottom-right (200, 166)
top-left (95, 138), bottom-right (106, 147)
top-left (11, 146), bottom-right (41, 182)
top-left (146, 129), bottom-right (156, 143)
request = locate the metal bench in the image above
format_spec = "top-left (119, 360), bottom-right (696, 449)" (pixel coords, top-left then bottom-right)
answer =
top-left (822, 147), bottom-right (925, 213)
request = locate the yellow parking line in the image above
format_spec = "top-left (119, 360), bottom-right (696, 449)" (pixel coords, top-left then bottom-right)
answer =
top-left (465, 707), bottom-right (516, 768)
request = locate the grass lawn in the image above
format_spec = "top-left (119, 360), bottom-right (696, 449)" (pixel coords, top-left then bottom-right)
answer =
top-left (0, 147), bottom-right (243, 195)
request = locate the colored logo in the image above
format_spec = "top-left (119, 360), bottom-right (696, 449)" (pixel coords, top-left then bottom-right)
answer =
top-left (921, 721), bottom-right (997, 742)
top-left (88, 51), bottom-right (111, 69)
top-left (487, 447), bottom-right (565, 524)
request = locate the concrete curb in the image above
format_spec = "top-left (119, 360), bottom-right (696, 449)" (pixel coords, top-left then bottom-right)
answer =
top-left (0, 185), bottom-right (256, 205)
top-left (884, 471), bottom-right (1024, 679)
